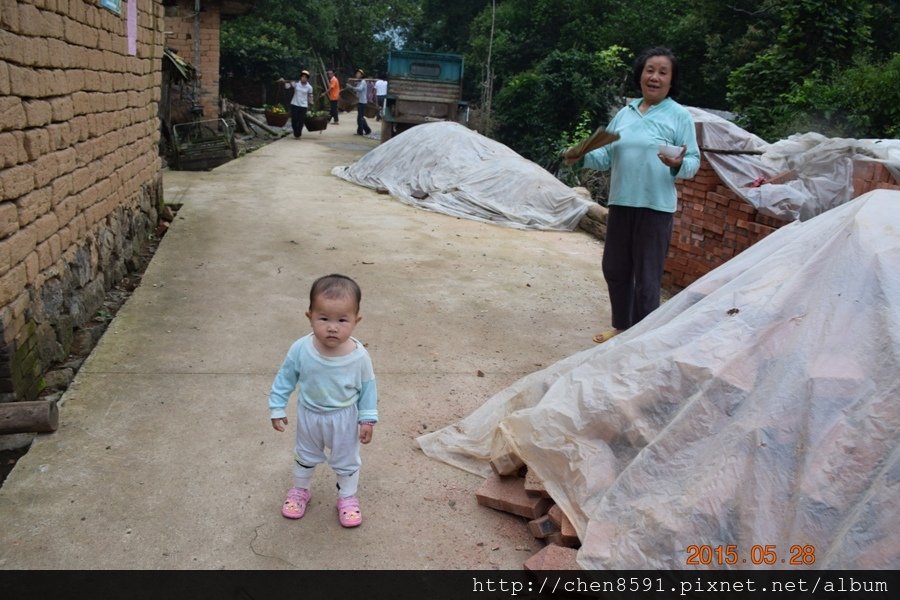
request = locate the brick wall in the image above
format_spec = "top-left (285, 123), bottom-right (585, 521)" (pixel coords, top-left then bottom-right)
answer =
top-left (0, 0), bottom-right (164, 402)
top-left (163, 0), bottom-right (220, 119)
top-left (664, 154), bottom-right (900, 291)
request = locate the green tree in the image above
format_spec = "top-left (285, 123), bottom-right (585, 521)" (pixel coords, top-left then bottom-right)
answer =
top-left (782, 53), bottom-right (900, 138)
top-left (727, 0), bottom-right (877, 139)
top-left (465, 0), bottom-right (614, 92)
top-left (493, 46), bottom-right (629, 167)
top-left (329, 0), bottom-right (421, 76)
top-left (658, 0), bottom-right (778, 108)
top-left (408, 0), bottom-right (485, 53)
top-left (220, 0), bottom-right (338, 81)
top-left (221, 0), bottom-right (420, 83)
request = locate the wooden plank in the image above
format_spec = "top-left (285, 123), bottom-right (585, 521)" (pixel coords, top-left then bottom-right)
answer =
top-left (562, 126), bottom-right (619, 160)
top-left (394, 100), bottom-right (451, 120)
top-left (388, 79), bottom-right (460, 101)
top-left (393, 95), bottom-right (459, 104)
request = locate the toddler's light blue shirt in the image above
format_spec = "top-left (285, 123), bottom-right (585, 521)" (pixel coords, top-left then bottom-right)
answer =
top-left (269, 334), bottom-right (378, 423)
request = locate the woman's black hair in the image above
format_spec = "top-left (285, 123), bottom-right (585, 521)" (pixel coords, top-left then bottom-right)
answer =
top-left (632, 47), bottom-right (680, 99)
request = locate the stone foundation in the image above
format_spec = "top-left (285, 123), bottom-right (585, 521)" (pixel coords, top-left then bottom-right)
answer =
top-left (0, 176), bottom-right (160, 402)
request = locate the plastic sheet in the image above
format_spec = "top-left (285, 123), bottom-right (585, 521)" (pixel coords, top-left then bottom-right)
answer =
top-left (418, 189), bottom-right (900, 569)
top-left (689, 108), bottom-right (900, 222)
top-left (332, 121), bottom-right (591, 231)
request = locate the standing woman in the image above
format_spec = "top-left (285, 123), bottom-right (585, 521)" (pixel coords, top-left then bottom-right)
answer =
top-left (282, 70), bottom-right (313, 139)
top-left (569, 47), bottom-right (700, 343)
top-left (350, 68), bottom-right (372, 136)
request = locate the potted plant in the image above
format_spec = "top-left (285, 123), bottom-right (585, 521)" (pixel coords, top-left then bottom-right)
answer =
top-left (304, 110), bottom-right (330, 132)
top-left (264, 104), bottom-right (289, 127)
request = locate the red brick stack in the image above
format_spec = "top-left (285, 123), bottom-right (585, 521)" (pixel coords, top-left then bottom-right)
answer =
top-left (475, 453), bottom-right (581, 570)
top-left (664, 154), bottom-right (899, 291)
top-left (852, 160), bottom-right (900, 198)
top-left (664, 156), bottom-right (784, 290)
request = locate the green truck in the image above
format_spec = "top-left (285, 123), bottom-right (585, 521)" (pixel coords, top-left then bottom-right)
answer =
top-left (380, 50), bottom-right (468, 143)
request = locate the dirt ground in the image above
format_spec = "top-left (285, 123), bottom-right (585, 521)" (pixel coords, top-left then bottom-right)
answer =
top-left (0, 117), bottom-right (611, 569)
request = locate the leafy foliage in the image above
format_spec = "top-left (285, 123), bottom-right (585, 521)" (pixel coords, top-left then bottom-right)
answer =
top-left (726, 0), bottom-right (878, 139)
top-left (493, 46), bottom-right (629, 168)
top-left (223, 0), bottom-right (900, 153)
top-left (221, 0), bottom-right (337, 81)
top-left (328, 0), bottom-right (421, 76)
top-left (777, 53), bottom-right (900, 138)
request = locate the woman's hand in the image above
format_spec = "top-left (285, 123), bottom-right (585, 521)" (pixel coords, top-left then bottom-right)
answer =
top-left (271, 417), bottom-right (288, 432)
top-left (658, 145), bottom-right (686, 168)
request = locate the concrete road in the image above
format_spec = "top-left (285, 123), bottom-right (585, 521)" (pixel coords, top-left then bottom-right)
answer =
top-left (0, 123), bottom-right (610, 569)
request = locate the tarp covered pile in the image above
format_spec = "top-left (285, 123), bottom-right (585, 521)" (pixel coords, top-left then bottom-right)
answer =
top-left (419, 189), bottom-right (900, 569)
top-left (332, 121), bottom-right (591, 230)
top-left (689, 108), bottom-right (900, 222)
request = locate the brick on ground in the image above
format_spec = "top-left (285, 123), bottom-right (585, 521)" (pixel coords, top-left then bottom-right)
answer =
top-left (547, 504), bottom-right (563, 527)
top-left (527, 515), bottom-right (559, 539)
top-left (524, 468), bottom-right (551, 498)
top-left (476, 473), bottom-right (553, 519)
top-left (523, 544), bottom-right (581, 571)
top-left (546, 504), bottom-right (580, 547)
top-left (490, 448), bottom-right (524, 476)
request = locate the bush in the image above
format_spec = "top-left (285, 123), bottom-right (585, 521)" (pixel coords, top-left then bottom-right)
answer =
top-left (788, 54), bottom-right (900, 139)
top-left (493, 46), bottom-right (629, 168)
top-left (734, 53), bottom-right (900, 140)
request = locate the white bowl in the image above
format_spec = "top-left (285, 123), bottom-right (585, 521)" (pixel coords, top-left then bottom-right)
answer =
top-left (658, 144), bottom-right (683, 159)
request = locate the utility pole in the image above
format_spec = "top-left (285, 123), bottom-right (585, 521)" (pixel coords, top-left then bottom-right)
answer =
top-left (481, 0), bottom-right (496, 136)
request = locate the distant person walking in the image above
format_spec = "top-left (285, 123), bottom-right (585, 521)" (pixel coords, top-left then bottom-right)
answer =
top-left (374, 76), bottom-right (388, 121)
top-left (280, 70), bottom-right (314, 139)
top-left (350, 68), bottom-right (372, 136)
top-left (326, 69), bottom-right (340, 125)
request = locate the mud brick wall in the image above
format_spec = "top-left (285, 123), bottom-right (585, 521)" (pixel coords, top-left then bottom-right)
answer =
top-left (0, 0), bottom-right (164, 402)
top-left (664, 155), bottom-right (900, 291)
top-left (163, 0), bottom-right (221, 119)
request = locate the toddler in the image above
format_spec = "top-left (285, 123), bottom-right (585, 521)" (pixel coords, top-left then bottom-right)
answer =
top-left (269, 274), bottom-right (377, 527)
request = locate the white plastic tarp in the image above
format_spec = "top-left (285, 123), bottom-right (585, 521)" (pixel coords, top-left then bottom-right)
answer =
top-left (689, 107), bottom-right (900, 222)
top-left (418, 189), bottom-right (900, 569)
top-left (332, 121), bottom-right (591, 231)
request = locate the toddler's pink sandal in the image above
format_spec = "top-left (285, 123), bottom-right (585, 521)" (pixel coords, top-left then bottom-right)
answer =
top-left (281, 487), bottom-right (311, 519)
top-left (336, 495), bottom-right (362, 528)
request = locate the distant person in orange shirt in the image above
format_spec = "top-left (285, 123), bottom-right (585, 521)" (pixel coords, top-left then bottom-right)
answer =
top-left (326, 69), bottom-right (340, 125)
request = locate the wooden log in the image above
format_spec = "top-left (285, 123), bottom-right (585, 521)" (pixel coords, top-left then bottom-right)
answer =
top-left (233, 108), bottom-right (250, 135)
top-left (222, 99), bottom-right (247, 134)
top-left (241, 111), bottom-right (283, 137)
top-left (578, 206), bottom-right (607, 240)
top-left (0, 400), bottom-right (59, 434)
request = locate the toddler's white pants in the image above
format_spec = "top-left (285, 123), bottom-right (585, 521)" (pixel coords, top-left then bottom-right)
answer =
top-left (293, 403), bottom-right (361, 497)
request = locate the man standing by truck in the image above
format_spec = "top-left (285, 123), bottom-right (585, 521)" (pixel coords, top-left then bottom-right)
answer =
top-left (350, 69), bottom-right (372, 136)
top-left (374, 75), bottom-right (388, 121)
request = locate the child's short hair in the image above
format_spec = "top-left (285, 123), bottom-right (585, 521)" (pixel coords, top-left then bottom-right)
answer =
top-left (309, 274), bottom-right (362, 312)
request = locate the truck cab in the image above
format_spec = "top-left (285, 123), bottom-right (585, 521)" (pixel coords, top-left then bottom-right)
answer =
top-left (380, 51), bottom-right (467, 142)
